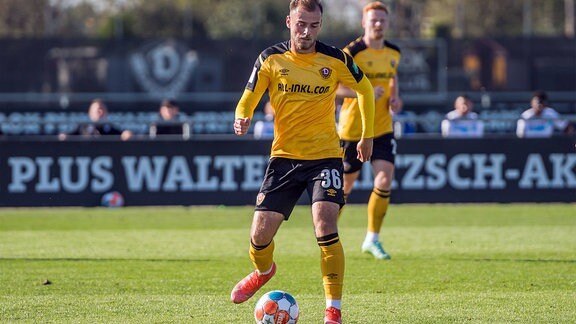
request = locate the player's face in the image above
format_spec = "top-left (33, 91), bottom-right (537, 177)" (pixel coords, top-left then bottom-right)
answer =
top-left (286, 6), bottom-right (322, 54)
top-left (363, 9), bottom-right (389, 41)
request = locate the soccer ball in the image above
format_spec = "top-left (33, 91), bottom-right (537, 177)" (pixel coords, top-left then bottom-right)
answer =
top-left (254, 290), bottom-right (299, 324)
top-left (101, 191), bottom-right (124, 208)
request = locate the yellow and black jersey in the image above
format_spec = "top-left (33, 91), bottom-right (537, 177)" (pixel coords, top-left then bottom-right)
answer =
top-left (338, 38), bottom-right (401, 141)
top-left (235, 40), bottom-right (374, 160)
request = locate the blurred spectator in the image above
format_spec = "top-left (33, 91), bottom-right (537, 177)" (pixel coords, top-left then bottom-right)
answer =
top-left (149, 99), bottom-right (190, 139)
top-left (441, 94), bottom-right (484, 138)
top-left (516, 90), bottom-right (573, 138)
top-left (253, 101), bottom-right (275, 139)
top-left (59, 99), bottom-right (132, 140)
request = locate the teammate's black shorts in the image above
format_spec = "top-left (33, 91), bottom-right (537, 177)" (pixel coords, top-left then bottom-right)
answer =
top-left (342, 132), bottom-right (396, 174)
top-left (255, 157), bottom-right (345, 220)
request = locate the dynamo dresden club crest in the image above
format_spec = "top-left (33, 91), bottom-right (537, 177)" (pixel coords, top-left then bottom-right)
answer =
top-left (130, 40), bottom-right (198, 97)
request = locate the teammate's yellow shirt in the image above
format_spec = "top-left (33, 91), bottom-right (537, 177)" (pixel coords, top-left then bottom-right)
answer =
top-left (338, 38), bottom-right (401, 141)
top-left (236, 40), bottom-right (375, 160)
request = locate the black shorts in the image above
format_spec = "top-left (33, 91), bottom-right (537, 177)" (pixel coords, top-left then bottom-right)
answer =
top-left (342, 132), bottom-right (396, 174)
top-left (255, 157), bottom-right (345, 219)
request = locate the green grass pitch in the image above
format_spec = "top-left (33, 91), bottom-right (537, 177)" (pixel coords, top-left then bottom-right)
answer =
top-left (1, 204), bottom-right (575, 323)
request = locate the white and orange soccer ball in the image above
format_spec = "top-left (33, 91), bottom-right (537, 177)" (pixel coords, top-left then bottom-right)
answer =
top-left (254, 290), bottom-right (299, 324)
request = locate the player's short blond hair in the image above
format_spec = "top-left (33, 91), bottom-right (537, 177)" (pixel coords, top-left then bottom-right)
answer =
top-left (290, 0), bottom-right (323, 14)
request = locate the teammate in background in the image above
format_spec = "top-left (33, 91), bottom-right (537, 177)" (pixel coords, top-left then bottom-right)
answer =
top-left (516, 90), bottom-right (573, 138)
top-left (59, 99), bottom-right (132, 141)
top-left (149, 99), bottom-right (191, 139)
top-left (441, 94), bottom-right (484, 138)
top-left (336, 2), bottom-right (401, 260)
top-left (253, 101), bottom-right (275, 139)
top-left (230, 1), bottom-right (375, 323)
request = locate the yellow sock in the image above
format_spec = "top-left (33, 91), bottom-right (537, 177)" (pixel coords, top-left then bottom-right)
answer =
top-left (317, 233), bottom-right (344, 300)
top-left (367, 188), bottom-right (390, 233)
top-left (249, 240), bottom-right (275, 273)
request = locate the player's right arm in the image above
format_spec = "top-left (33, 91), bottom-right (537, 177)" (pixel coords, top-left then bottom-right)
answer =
top-left (234, 56), bottom-right (270, 136)
top-left (351, 75), bottom-right (375, 162)
top-left (337, 50), bottom-right (375, 161)
top-left (234, 89), bottom-right (259, 136)
top-left (388, 75), bottom-right (402, 113)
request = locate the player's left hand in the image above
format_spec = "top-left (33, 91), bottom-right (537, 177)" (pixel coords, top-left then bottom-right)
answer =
top-left (356, 137), bottom-right (373, 162)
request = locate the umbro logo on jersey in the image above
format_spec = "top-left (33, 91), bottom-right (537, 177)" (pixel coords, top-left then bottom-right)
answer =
top-left (391, 59), bottom-right (397, 68)
top-left (279, 68), bottom-right (290, 76)
top-left (319, 67), bottom-right (332, 79)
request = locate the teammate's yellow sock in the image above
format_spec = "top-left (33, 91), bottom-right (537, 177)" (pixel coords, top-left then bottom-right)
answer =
top-left (317, 233), bottom-right (344, 300)
top-left (367, 188), bottom-right (390, 233)
top-left (249, 240), bottom-right (275, 274)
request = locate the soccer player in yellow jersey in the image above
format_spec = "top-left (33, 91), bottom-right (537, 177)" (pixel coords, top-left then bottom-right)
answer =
top-left (337, 2), bottom-right (402, 260)
top-left (230, 1), bottom-right (375, 323)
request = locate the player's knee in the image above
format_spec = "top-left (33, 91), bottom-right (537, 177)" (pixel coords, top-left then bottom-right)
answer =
top-left (374, 178), bottom-right (392, 190)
